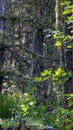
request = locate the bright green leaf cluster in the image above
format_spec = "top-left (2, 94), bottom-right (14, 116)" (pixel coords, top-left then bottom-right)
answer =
top-left (35, 68), bottom-right (71, 86)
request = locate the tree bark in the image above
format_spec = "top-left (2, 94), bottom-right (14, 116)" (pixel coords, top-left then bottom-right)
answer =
top-left (32, 0), bottom-right (44, 77)
top-left (33, 27), bottom-right (43, 77)
top-left (0, 0), bottom-right (6, 92)
top-left (64, 0), bottom-right (73, 93)
top-left (55, 0), bottom-right (65, 69)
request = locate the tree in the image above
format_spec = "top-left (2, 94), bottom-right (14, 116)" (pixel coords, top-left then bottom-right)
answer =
top-left (63, 0), bottom-right (73, 94)
top-left (0, 0), bottom-right (6, 92)
top-left (55, 0), bottom-right (73, 94)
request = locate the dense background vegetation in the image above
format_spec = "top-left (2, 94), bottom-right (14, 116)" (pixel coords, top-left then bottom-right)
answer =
top-left (0, 0), bottom-right (73, 130)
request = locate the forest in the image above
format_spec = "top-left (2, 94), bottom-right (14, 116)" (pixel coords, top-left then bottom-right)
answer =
top-left (0, 0), bottom-right (73, 130)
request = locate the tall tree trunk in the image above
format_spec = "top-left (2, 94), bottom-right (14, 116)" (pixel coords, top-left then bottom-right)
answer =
top-left (55, 0), bottom-right (66, 107)
top-left (55, 0), bottom-right (65, 69)
top-left (33, 0), bottom-right (44, 77)
top-left (55, 0), bottom-right (73, 102)
top-left (0, 0), bottom-right (6, 92)
top-left (33, 27), bottom-right (43, 77)
top-left (32, 0), bottom-right (44, 105)
top-left (64, 0), bottom-right (73, 94)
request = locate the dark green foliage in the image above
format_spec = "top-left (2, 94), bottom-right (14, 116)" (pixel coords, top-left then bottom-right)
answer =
top-left (0, 93), bottom-right (17, 119)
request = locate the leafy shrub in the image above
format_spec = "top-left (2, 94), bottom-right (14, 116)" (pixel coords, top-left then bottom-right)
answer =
top-left (42, 107), bottom-right (73, 130)
top-left (0, 93), bottom-right (17, 119)
top-left (67, 94), bottom-right (73, 108)
top-left (2, 119), bottom-right (19, 129)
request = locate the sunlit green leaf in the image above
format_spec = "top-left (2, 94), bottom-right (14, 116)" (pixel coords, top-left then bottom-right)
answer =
top-left (61, 1), bottom-right (71, 6)
top-left (34, 77), bottom-right (42, 82)
top-left (71, 94), bottom-right (73, 97)
top-left (55, 41), bottom-right (62, 46)
top-left (41, 70), bottom-right (51, 76)
top-left (67, 44), bottom-right (73, 48)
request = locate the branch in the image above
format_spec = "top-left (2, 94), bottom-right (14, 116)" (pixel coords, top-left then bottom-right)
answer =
top-left (5, 43), bottom-right (44, 58)
top-left (18, 45), bottom-right (45, 58)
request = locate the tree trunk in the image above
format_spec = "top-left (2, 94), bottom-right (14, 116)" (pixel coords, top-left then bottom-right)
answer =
top-left (55, 0), bottom-right (65, 69)
top-left (32, 1), bottom-right (45, 105)
top-left (64, 0), bottom-right (73, 93)
top-left (33, 27), bottom-right (43, 77)
top-left (33, 0), bottom-right (44, 77)
top-left (0, 0), bottom-right (6, 92)
top-left (55, 0), bottom-right (67, 107)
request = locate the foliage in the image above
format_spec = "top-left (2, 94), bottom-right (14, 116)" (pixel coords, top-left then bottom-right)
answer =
top-left (61, 0), bottom-right (73, 49)
top-left (15, 92), bottom-right (47, 121)
top-left (14, 89), bottom-right (73, 130)
top-left (0, 93), bottom-right (17, 119)
top-left (0, 91), bottom-right (73, 130)
top-left (0, 0), bottom-right (73, 130)
top-left (35, 68), bottom-right (71, 86)
top-left (17, 0), bottom-right (73, 129)
top-left (2, 119), bottom-right (19, 129)
top-left (45, 0), bottom-right (73, 49)
top-left (15, 93), bottom-right (36, 118)
top-left (49, 107), bottom-right (73, 130)
top-left (66, 93), bottom-right (73, 108)
top-left (23, 98), bottom-right (73, 130)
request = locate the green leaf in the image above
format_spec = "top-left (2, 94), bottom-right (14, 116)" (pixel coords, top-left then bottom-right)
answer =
top-left (55, 68), bottom-right (67, 77)
top-left (55, 41), bottom-right (62, 46)
top-left (67, 44), bottom-right (73, 48)
top-left (41, 70), bottom-right (51, 76)
top-left (34, 77), bottom-right (42, 82)
top-left (70, 94), bottom-right (73, 97)
top-left (63, 9), bottom-right (72, 15)
top-left (61, 1), bottom-right (71, 6)
top-left (67, 16), bottom-right (73, 21)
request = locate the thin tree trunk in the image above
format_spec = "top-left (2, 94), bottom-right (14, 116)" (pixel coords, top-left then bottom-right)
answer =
top-left (32, 0), bottom-right (45, 105)
top-left (0, 0), bottom-right (6, 92)
top-left (55, 0), bottom-right (66, 107)
top-left (33, 27), bottom-right (43, 77)
top-left (55, 0), bottom-right (65, 69)
top-left (33, 0), bottom-right (44, 77)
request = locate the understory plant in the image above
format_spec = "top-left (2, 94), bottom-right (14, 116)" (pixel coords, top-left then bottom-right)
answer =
top-left (0, 93), bottom-right (17, 119)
